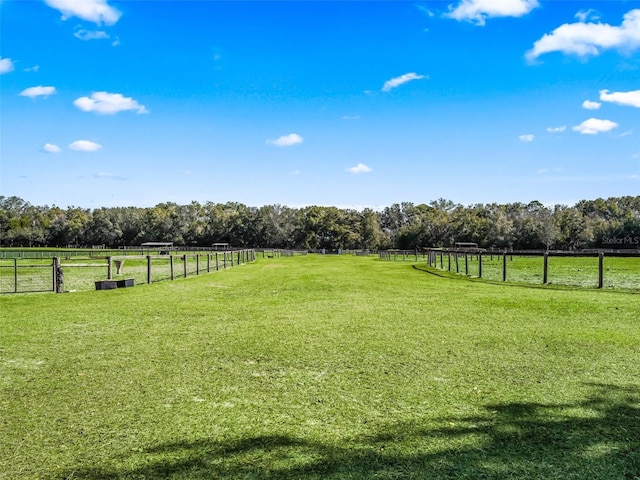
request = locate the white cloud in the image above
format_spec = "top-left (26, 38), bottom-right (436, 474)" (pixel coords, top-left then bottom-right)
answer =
top-left (44, 0), bottom-right (121, 25)
top-left (547, 125), bottom-right (566, 133)
top-left (527, 9), bottom-right (640, 60)
top-left (0, 57), bottom-right (15, 74)
top-left (575, 9), bottom-right (600, 23)
top-left (572, 118), bottom-right (619, 135)
top-left (347, 163), bottom-right (372, 174)
top-left (69, 140), bottom-right (102, 151)
top-left (74, 29), bottom-right (110, 41)
top-left (446, 0), bottom-right (539, 26)
top-left (24, 65), bottom-right (40, 73)
top-left (73, 92), bottom-right (148, 114)
top-left (519, 134), bottom-right (534, 142)
top-left (582, 100), bottom-right (601, 110)
top-left (599, 89), bottom-right (640, 108)
top-left (43, 143), bottom-right (61, 153)
top-left (19, 86), bottom-right (56, 98)
top-left (95, 172), bottom-right (125, 180)
top-left (382, 72), bottom-right (427, 92)
top-left (266, 133), bottom-right (303, 147)
top-left (342, 115), bottom-right (361, 120)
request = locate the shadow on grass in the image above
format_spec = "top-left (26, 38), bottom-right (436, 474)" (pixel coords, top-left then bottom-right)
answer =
top-left (62, 383), bottom-right (640, 479)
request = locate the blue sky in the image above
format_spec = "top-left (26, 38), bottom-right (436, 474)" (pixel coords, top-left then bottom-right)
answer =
top-left (1, 0), bottom-right (639, 209)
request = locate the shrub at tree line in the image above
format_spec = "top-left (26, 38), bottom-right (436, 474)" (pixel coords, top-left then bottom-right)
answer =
top-left (1, 195), bottom-right (639, 251)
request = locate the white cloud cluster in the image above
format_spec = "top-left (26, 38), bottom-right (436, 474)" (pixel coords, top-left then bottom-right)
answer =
top-left (547, 126), bottom-right (566, 133)
top-left (382, 73), bottom-right (426, 92)
top-left (44, 0), bottom-right (121, 25)
top-left (572, 118), bottom-right (618, 135)
top-left (575, 9), bottom-right (600, 23)
top-left (582, 100), bottom-right (601, 110)
top-left (0, 57), bottom-right (15, 74)
top-left (43, 143), bottom-right (61, 153)
top-left (519, 134), bottom-right (534, 142)
top-left (69, 140), bottom-right (102, 151)
top-left (527, 9), bottom-right (640, 60)
top-left (74, 29), bottom-right (110, 41)
top-left (446, 0), bottom-right (539, 26)
top-left (347, 163), bottom-right (372, 174)
top-left (267, 133), bottom-right (303, 147)
top-left (19, 86), bottom-right (56, 98)
top-left (600, 89), bottom-right (640, 108)
top-left (74, 92), bottom-right (148, 114)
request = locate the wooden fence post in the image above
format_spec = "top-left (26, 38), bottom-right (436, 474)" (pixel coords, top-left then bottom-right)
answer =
top-left (207, 254), bottom-right (211, 273)
top-left (51, 257), bottom-right (57, 293)
top-left (455, 253), bottom-right (459, 273)
top-left (465, 254), bottom-right (469, 276)
top-left (502, 252), bottom-right (507, 282)
top-left (224, 252), bottom-right (227, 269)
top-left (543, 253), bottom-right (548, 284)
top-left (183, 255), bottom-right (188, 278)
top-left (107, 256), bottom-right (112, 280)
top-left (147, 255), bottom-right (152, 284)
top-left (170, 255), bottom-right (175, 280)
top-left (598, 252), bottom-right (604, 289)
top-left (196, 254), bottom-right (200, 275)
top-left (215, 252), bottom-right (219, 271)
top-left (448, 252), bottom-right (451, 271)
top-left (478, 253), bottom-right (483, 278)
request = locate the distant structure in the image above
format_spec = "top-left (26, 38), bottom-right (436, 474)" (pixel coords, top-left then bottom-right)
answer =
top-left (141, 242), bottom-right (174, 248)
top-left (141, 242), bottom-right (174, 254)
top-left (454, 242), bottom-right (482, 252)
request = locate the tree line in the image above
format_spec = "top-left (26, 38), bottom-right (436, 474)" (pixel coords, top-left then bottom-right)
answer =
top-left (1, 195), bottom-right (639, 251)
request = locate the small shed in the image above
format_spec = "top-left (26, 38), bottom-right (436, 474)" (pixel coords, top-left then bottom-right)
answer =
top-left (212, 243), bottom-right (230, 251)
top-left (141, 242), bottom-right (174, 254)
top-left (455, 242), bottom-right (481, 252)
top-left (141, 242), bottom-right (174, 248)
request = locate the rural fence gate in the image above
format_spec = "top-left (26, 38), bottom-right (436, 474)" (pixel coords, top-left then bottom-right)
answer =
top-left (0, 258), bottom-right (57, 294)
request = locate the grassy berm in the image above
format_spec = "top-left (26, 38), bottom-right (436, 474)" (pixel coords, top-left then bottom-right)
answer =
top-left (1, 254), bottom-right (639, 479)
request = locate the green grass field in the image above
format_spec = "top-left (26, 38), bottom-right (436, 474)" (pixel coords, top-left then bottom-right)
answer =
top-left (1, 255), bottom-right (639, 479)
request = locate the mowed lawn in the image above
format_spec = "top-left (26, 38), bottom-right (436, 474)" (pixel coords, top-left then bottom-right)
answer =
top-left (1, 255), bottom-right (639, 479)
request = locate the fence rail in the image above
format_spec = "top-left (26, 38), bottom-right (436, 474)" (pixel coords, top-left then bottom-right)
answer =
top-left (417, 249), bottom-right (640, 290)
top-left (0, 250), bottom-right (255, 294)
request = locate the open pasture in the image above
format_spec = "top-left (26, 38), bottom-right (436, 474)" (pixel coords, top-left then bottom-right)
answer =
top-left (1, 254), bottom-right (639, 479)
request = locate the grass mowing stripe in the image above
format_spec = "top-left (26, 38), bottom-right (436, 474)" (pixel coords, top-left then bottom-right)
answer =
top-left (1, 255), bottom-right (639, 479)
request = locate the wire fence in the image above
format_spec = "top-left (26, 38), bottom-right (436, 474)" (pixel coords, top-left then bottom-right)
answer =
top-left (416, 249), bottom-right (640, 291)
top-left (0, 258), bottom-right (55, 294)
top-left (0, 250), bottom-right (256, 294)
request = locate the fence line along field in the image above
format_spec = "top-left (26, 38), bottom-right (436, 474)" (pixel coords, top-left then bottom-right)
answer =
top-left (1, 254), bottom-right (639, 479)
top-left (0, 249), bottom-right (260, 294)
top-left (381, 249), bottom-right (640, 291)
